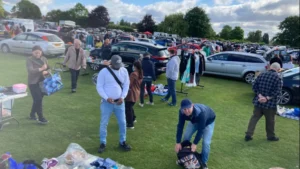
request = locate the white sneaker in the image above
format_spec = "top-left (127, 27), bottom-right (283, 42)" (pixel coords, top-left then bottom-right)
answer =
top-left (134, 119), bottom-right (137, 123)
top-left (146, 102), bottom-right (154, 105)
top-left (139, 103), bottom-right (144, 107)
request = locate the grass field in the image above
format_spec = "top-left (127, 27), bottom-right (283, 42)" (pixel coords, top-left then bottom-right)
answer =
top-left (0, 53), bottom-right (299, 169)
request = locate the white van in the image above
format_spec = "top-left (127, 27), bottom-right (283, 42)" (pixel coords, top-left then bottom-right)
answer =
top-left (10, 18), bottom-right (34, 32)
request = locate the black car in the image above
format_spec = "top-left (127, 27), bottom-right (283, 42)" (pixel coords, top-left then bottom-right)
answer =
top-left (88, 41), bottom-right (170, 76)
top-left (278, 68), bottom-right (300, 105)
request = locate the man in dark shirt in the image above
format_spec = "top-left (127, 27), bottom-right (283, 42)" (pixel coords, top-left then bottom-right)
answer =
top-left (245, 62), bottom-right (282, 142)
top-left (270, 54), bottom-right (283, 68)
top-left (175, 99), bottom-right (216, 169)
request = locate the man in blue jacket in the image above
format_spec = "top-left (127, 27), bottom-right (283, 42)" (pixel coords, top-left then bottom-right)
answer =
top-left (139, 52), bottom-right (156, 107)
top-left (175, 99), bottom-right (216, 169)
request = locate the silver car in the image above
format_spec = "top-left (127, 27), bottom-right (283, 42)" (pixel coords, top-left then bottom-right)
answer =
top-left (205, 52), bottom-right (268, 83)
top-left (0, 32), bottom-right (65, 56)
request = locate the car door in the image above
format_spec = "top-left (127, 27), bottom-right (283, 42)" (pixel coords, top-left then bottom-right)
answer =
top-left (125, 44), bottom-right (147, 63)
top-left (226, 54), bottom-right (248, 77)
top-left (10, 33), bottom-right (28, 53)
top-left (205, 54), bottom-right (228, 75)
top-left (291, 74), bottom-right (300, 101)
top-left (25, 34), bottom-right (42, 54)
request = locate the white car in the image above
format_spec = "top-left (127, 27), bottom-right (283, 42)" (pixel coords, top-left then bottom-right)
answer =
top-left (0, 32), bottom-right (65, 56)
top-left (205, 52), bottom-right (268, 83)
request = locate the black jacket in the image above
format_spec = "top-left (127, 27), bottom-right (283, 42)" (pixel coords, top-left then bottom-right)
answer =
top-left (142, 57), bottom-right (156, 81)
top-left (270, 57), bottom-right (283, 68)
top-left (101, 44), bottom-right (111, 60)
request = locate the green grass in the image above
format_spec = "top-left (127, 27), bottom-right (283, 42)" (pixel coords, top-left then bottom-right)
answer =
top-left (0, 53), bottom-right (299, 169)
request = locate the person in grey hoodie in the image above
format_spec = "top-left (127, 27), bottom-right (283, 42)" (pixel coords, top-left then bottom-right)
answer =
top-left (161, 49), bottom-right (180, 106)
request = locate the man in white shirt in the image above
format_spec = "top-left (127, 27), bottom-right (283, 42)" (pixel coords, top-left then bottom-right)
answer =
top-left (96, 55), bottom-right (131, 153)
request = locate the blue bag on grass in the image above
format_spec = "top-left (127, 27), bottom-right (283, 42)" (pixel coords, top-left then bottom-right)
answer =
top-left (8, 158), bottom-right (42, 169)
top-left (39, 72), bottom-right (63, 96)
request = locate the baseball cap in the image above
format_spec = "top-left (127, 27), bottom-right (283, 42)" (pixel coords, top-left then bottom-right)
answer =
top-left (110, 55), bottom-right (123, 69)
top-left (180, 99), bottom-right (192, 110)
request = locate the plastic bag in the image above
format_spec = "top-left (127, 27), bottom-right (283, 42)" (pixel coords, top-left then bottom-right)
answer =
top-left (40, 72), bottom-right (63, 96)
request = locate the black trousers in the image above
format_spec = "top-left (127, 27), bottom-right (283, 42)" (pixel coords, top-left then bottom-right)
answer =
top-left (195, 73), bottom-right (201, 85)
top-left (70, 69), bottom-right (80, 90)
top-left (125, 101), bottom-right (136, 126)
top-left (140, 81), bottom-right (153, 104)
top-left (29, 84), bottom-right (44, 119)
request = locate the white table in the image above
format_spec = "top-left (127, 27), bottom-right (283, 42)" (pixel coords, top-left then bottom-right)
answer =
top-left (0, 92), bottom-right (27, 130)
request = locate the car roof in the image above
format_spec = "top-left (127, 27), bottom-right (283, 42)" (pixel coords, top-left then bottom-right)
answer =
top-left (36, 29), bottom-right (58, 32)
top-left (25, 32), bottom-right (55, 36)
top-left (116, 41), bottom-right (167, 49)
top-left (213, 51), bottom-right (264, 58)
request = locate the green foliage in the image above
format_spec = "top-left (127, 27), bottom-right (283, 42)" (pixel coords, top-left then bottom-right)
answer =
top-left (119, 19), bottom-right (131, 27)
top-left (220, 25), bottom-right (232, 40)
top-left (262, 33), bottom-right (269, 44)
top-left (12, 0), bottom-right (41, 19)
top-left (0, 0), bottom-right (5, 19)
top-left (272, 15), bottom-right (300, 47)
top-left (247, 30), bottom-right (262, 42)
top-left (185, 7), bottom-right (210, 38)
top-left (230, 26), bottom-right (244, 40)
top-left (88, 5), bottom-right (110, 28)
top-left (107, 23), bottom-right (134, 32)
top-left (157, 13), bottom-right (187, 37)
top-left (137, 14), bottom-right (155, 33)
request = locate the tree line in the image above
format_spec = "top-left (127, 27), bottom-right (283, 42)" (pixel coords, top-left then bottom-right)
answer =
top-left (0, 0), bottom-right (299, 47)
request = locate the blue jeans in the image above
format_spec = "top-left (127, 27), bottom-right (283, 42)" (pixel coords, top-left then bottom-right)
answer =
top-left (100, 99), bottom-right (126, 144)
top-left (164, 78), bottom-right (177, 104)
top-left (183, 121), bottom-right (215, 164)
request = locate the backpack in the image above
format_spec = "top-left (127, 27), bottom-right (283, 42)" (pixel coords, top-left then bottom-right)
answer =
top-left (177, 141), bottom-right (202, 169)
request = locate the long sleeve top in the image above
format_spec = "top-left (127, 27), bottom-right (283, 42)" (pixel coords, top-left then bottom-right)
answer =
top-left (166, 55), bottom-right (180, 80)
top-left (96, 67), bottom-right (130, 100)
top-left (176, 104), bottom-right (216, 145)
top-left (26, 56), bottom-right (50, 84)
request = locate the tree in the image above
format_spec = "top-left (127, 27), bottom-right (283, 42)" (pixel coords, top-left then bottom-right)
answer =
top-left (272, 16), bottom-right (300, 47)
top-left (119, 19), bottom-right (131, 27)
top-left (137, 14), bottom-right (155, 33)
top-left (0, 0), bottom-right (5, 19)
top-left (46, 9), bottom-right (63, 22)
top-left (157, 13), bottom-right (187, 37)
top-left (247, 30), bottom-right (262, 42)
top-left (88, 6), bottom-right (110, 28)
top-left (262, 33), bottom-right (269, 44)
top-left (254, 30), bottom-right (262, 42)
top-left (184, 7), bottom-right (211, 38)
top-left (207, 25), bottom-right (216, 38)
top-left (220, 25), bottom-right (232, 40)
top-left (68, 3), bottom-right (88, 18)
top-left (230, 26), bottom-right (244, 40)
top-left (12, 0), bottom-right (42, 19)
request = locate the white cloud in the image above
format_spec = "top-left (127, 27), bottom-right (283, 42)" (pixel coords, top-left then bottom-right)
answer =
top-left (85, 5), bottom-right (97, 12)
top-left (3, 0), bottom-right (298, 38)
top-left (213, 0), bottom-right (233, 5)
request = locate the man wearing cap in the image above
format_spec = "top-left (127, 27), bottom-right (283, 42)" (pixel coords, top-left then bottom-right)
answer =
top-left (96, 55), bottom-right (131, 153)
top-left (175, 99), bottom-right (216, 169)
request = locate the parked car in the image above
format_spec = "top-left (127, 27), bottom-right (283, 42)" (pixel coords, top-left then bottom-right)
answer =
top-left (264, 47), bottom-right (294, 70)
top-left (36, 29), bottom-right (60, 36)
top-left (137, 38), bottom-right (156, 44)
top-left (88, 41), bottom-right (170, 76)
top-left (170, 43), bottom-right (201, 53)
top-left (278, 68), bottom-right (300, 105)
top-left (204, 52), bottom-right (268, 83)
top-left (0, 32), bottom-right (65, 56)
top-left (155, 38), bottom-right (173, 47)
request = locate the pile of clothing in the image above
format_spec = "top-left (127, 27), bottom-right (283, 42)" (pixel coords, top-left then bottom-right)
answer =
top-left (277, 106), bottom-right (299, 120)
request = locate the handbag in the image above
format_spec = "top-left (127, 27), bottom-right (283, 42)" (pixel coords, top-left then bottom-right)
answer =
top-left (106, 67), bottom-right (123, 90)
top-left (39, 72), bottom-right (63, 96)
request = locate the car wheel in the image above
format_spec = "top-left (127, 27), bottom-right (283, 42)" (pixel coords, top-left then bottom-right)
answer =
top-left (90, 63), bottom-right (100, 71)
top-left (278, 88), bottom-right (292, 105)
top-left (244, 72), bottom-right (255, 84)
top-left (1, 44), bottom-right (10, 53)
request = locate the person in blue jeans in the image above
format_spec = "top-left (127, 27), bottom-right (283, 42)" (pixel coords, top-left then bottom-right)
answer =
top-left (161, 49), bottom-right (180, 106)
top-left (139, 52), bottom-right (156, 107)
top-left (96, 55), bottom-right (131, 153)
top-left (175, 99), bottom-right (216, 169)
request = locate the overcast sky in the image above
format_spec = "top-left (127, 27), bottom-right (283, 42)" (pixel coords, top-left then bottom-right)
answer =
top-left (3, 0), bottom-right (299, 38)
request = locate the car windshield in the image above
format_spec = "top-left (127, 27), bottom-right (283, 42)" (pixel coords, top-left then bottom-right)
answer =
top-left (46, 35), bottom-right (62, 42)
top-left (282, 68), bottom-right (300, 77)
